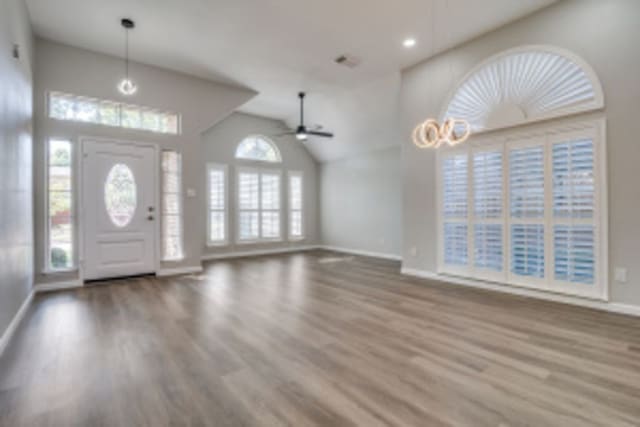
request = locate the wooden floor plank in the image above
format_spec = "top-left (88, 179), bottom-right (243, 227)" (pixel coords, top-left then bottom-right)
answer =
top-left (1, 250), bottom-right (639, 426)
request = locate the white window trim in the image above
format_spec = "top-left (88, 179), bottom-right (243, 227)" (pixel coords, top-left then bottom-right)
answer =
top-left (288, 170), bottom-right (304, 241)
top-left (207, 163), bottom-right (229, 247)
top-left (44, 138), bottom-right (77, 273)
top-left (161, 151), bottom-right (185, 262)
top-left (236, 166), bottom-right (283, 244)
top-left (437, 118), bottom-right (608, 301)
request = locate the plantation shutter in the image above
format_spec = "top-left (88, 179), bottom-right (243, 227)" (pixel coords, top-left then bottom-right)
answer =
top-left (238, 172), bottom-right (259, 241)
top-left (509, 145), bottom-right (545, 280)
top-left (260, 172), bottom-right (281, 239)
top-left (552, 138), bottom-right (596, 286)
top-left (207, 165), bottom-right (226, 244)
top-left (438, 122), bottom-right (603, 299)
top-left (289, 173), bottom-right (303, 239)
top-left (442, 153), bottom-right (468, 268)
top-left (473, 150), bottom-right (503, 274)
top-left (161, 151), bottom-right (183, 261)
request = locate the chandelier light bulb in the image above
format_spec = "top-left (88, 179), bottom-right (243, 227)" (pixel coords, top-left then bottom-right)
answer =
top-left (118, 78), bottom-right (138, 95)
top-left (403, 38), bottom-right (417, 48)
top-left (412, 117), bottom-right (471, 149)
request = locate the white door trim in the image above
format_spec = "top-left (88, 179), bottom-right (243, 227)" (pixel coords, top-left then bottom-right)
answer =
top-left (78, 136), bottom-right (161, 281)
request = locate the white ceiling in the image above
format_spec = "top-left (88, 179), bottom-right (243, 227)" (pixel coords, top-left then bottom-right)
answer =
top-left (25, 0), bottom-right (556, 161)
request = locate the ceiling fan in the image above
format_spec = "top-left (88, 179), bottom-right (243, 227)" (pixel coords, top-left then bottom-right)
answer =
top-left (280, 92), bottom-right (334, 141)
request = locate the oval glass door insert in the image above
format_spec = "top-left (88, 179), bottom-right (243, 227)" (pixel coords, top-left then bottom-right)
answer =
top-left (105, 163), bottom-right (137, 227)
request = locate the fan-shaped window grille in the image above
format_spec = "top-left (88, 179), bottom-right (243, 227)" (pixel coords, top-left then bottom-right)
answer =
top-left (235, 135), bottom-right (281, 163)
top-left (442, 46), bottom-right (604, 133)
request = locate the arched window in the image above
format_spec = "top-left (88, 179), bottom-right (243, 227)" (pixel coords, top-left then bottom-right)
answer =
top-left (436, 46), bottom-right (607, 301)
top-left (441, 46), bottom-right (604, 133)
top-left (235, 135), bottom-right (281, 162)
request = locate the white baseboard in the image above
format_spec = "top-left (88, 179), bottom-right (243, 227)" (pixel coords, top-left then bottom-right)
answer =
top-left (202, 245), bottom-right (318, 261)
top-left (0, 290), bottom-right (34, 358)
top-left (34, 280), bottom-right (82, 293)
top-left (401, 267), bottom-right (640, 318)
top-left (156, 266), bottom-right (204, 277)
top-left (319, 245), bottom-right (402, 261)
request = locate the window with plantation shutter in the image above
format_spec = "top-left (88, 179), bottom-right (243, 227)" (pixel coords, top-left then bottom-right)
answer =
top-left (474, 224), bottom-right (502, 272)
top-left (261, 173), bottom-right (281, 239)
top-left (473, 150), bottom-right (503, 275)
top-left (509, 146), bottom-right (545, 219)
top-left (552, 139), bottom-right (594, 218)
top-left (238, 171), bottom-right (260, 241)
top-left (510, 224), bottom-right (545, 278)
top-left (509, 145), bottom-right (545, 280)
top-left (444, 223), bottom-right (468, 266)
top-left (552, 137), bottom-right (596, 287)
top-left (441, 153), bottom-right (468, 270)
top-left (438, 120), bottom-right (605, 300)
top-left (442, 154), bottom-right (468, 218)
top-left (207, 164), bottom-right (227, 245)
top-left (237, 168), bottom-right (281, 242)
top-left (161, 151), bottom-right (184, 261)
top-left (474, 151), bottom-right (502, 219)
top-left (289, 172), bottom-right (304, 239)
top-left (554, 225), bottom-right (594, 284)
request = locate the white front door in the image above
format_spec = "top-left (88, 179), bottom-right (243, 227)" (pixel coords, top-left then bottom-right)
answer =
top-left (82, 140), bottom-right (157, 281)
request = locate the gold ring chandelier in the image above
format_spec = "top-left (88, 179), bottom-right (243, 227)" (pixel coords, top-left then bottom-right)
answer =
top-left (412, 117), bottom-right (471, 149)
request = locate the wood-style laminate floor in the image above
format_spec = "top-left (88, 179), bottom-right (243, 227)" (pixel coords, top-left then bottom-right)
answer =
top-left (1, 250), bottom-right (640, 427)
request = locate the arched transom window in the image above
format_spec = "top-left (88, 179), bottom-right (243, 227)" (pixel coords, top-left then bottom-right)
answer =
top-left (441, 45), bottom-right (604, 133)
top-left (235, 135), bottom-right (281, 162)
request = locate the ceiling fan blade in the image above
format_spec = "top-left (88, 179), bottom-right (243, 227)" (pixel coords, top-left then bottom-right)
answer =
top-left (306, 130), bottom-right (334, 138)
top-left (270, 130), bottom-right (296, 138)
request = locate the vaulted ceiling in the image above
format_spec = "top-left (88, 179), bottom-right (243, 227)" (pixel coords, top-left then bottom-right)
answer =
top-left (25, 0), bottom-right (556, 161)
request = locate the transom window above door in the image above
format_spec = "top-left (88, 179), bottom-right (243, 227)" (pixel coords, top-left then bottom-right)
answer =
top-left (48, 92), bottom-right (180, 135)
top-left (235, 135), bottom-right (281, 163)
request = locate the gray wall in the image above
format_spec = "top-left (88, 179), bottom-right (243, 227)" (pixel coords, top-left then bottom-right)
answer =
top-left (202, 112), bottom-right (319, 256)
top-left (320, 147), bottom-right (402, 257)
top-left (400, 0), bottom-right (640, 305)
top-left (33, 39), bottom-right (256, 284)
top-left (0, 0), bottom-right (34, 337)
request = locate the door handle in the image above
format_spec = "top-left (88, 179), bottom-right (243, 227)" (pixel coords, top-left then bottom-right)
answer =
top-left (147, 215), bottom-right (154, 221)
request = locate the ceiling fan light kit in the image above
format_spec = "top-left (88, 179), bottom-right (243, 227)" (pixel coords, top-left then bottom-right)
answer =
top-left (282, 92), bottom-right (334, 141)
top-left (295, 127), bottom-right (308, 141)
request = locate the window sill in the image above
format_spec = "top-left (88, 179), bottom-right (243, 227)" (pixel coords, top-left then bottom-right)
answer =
top-left (42, 267), bottom-right (79, 275)
top-left (237, 239), bottom-right (283, 245)
top-left (207, 242), bottom-right (229, 248)
top-left (161, 257), bottom-right (185, 263)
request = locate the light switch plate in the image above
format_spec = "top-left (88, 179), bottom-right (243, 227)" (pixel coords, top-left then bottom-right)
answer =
top-left (186, 188), bottom-right (196, 197)
top-left (614, 267), bottom-right (628, 283)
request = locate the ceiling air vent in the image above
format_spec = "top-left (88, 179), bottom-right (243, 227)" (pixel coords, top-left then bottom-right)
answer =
top-left (334, 54), bottom-right (361, 68)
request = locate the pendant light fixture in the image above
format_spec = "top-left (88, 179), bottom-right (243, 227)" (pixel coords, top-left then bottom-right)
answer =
top-left (118, 18), bottom-right (137, 96)
top-left (411, 1), bottom-right (471, 149)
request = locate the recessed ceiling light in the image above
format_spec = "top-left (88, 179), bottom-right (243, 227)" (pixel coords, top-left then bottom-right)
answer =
top-left (403, 38), bottom-right (416, 48)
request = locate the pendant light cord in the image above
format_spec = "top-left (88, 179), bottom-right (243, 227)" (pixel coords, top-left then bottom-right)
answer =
top-left (125, 28), bottom-right (129, 79)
